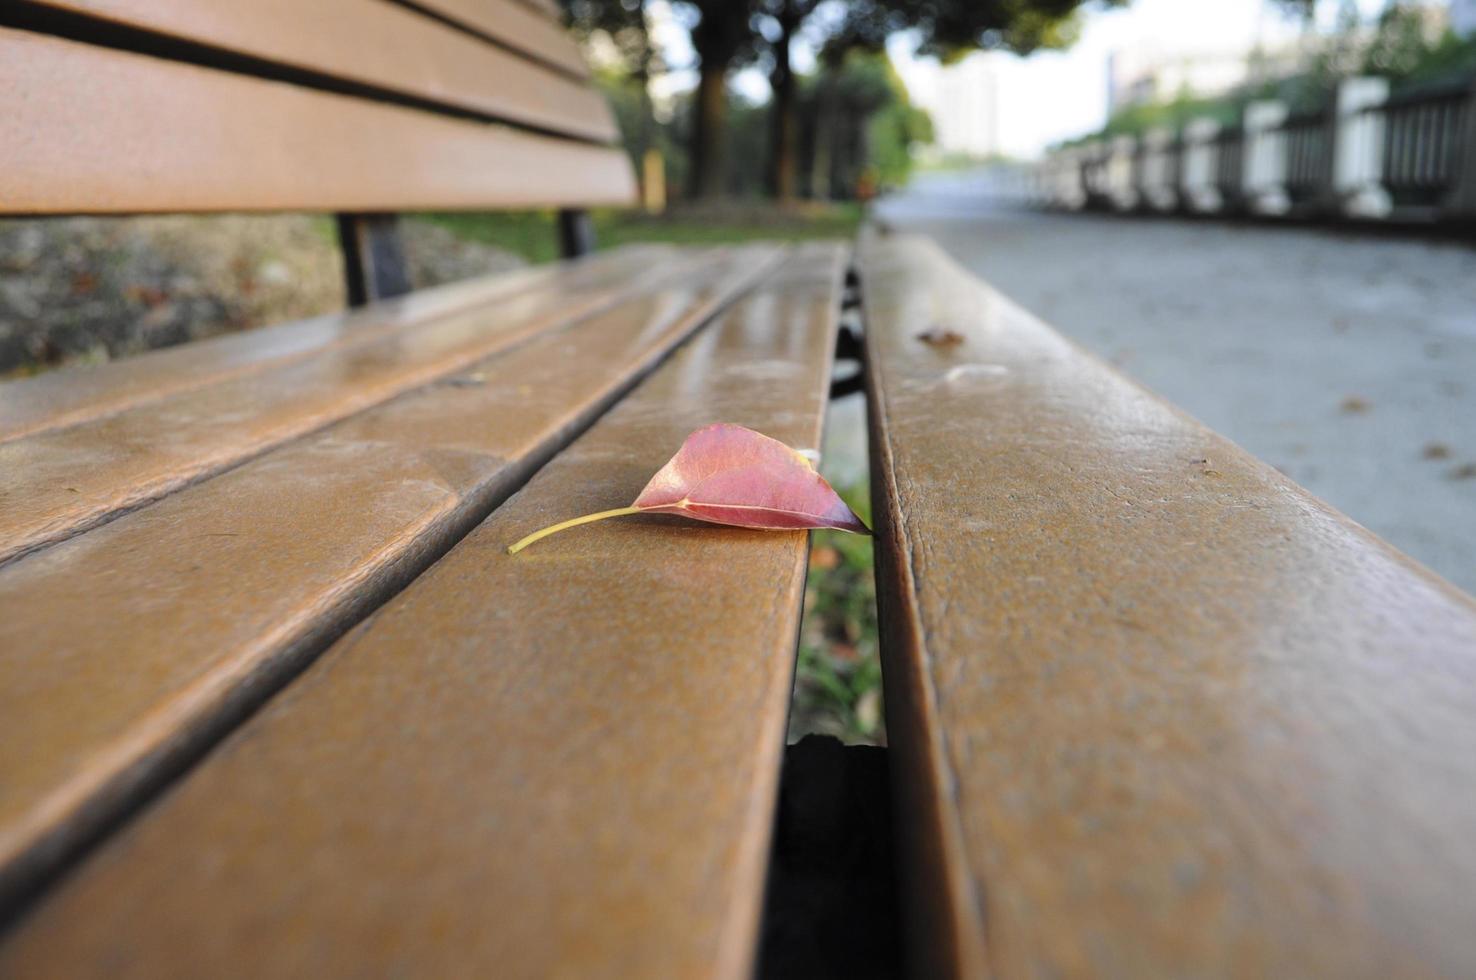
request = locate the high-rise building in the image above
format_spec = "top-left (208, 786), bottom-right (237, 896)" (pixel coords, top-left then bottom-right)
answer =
top-left (928, 53), bottom-right (1002, 159)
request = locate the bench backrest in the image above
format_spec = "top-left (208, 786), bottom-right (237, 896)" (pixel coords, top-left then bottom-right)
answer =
top-left (0, 0), bottom-right (634, 298)
top-left (1, 0), bottom-right (632, 214)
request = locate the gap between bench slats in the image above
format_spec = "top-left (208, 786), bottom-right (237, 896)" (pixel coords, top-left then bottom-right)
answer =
top-left (0, 243), bottom-right (784, 915)
top-left (0, 247), bottom-right (711, 567)
top-left (402, 0), bottom-right (571, 70)
top-left (0, 243), bottom-right (847, 979)
top-left (0, 29), bottom-right (634, 215)
top-left (14, 0), bottom-right (613, 142)
top-left (393, 0), bottom-right (585, 78)
top-left (0, 251), bottom-right (673, 445)
top-left (861, 234), bottom-right (1476, 979)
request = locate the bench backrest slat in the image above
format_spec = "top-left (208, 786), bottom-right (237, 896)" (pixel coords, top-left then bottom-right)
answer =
top-left (0, 29), bottom-right (633, 215)
top-left (402, 0), bottom-right (587, 76)
top-left (20, 0), bottom-right (612, 141)
top-left (0, 1), bottom-right (632, 215)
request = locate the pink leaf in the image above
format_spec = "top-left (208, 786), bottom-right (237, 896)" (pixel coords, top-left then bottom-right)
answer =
top-left (507, 423), bottom-right (869, 554)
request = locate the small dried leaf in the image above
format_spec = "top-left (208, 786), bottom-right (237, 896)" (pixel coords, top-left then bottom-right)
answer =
top-left (917, 326), bottom-right (965, 348)
top-left (508, 423), bottom-right (869, 553)
top-left (633, 423), bottom-right (867, 533)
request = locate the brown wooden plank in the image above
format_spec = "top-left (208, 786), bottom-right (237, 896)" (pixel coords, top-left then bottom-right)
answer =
top-left (0, 255), bottom-right (635, 444)
top-left (403, 0), bottom-right (579, 74)
top-left (0, 29), bottom-right (634, 215)
top-left (0, 243), bottom-right (847, 977)
top-left (508, 0), bottom-right (564, 22)
top-left (28, 0), bottom-right (614, 142)
top-left (860, 234), bottom-right (1476, 979)
top-left (0, 243), bottom-right (780, 911)
top-left (0, 246), bottom-right (694, 566)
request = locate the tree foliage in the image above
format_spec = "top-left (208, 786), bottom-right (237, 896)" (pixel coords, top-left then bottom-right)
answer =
top-left (1084, 0), bottom-right (1476, 146)
top-left (563, 0), bottom-right (1115, 200)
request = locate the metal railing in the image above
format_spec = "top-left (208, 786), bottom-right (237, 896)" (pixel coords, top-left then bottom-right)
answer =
top-left (1032, 74), bottom-right (1476, 224)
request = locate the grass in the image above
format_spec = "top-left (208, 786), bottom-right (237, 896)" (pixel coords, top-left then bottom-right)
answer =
top-left (789, 484), bottom-right (884, 745)
top-left (419, 203), bottom-right (865, 265)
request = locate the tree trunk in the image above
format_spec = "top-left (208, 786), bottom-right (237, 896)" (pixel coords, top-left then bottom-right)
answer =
top-left (811, 73), bottom-right (834, 200)
top-left (766, 16), bottom-right (799, 202)
top-left (689, 64), bottom-right (729, 200)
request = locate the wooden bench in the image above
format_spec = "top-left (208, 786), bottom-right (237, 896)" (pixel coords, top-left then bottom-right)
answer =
top-left (4, 4), bottom-right (1476, 978)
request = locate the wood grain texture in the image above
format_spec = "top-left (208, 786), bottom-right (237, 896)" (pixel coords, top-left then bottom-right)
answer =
top-left (0, 244), bottom-right (847, 978)
top-left (413, 0), bottom-right (578, 68)
top-left (0, 244), bottom-right (779, 911)
top-left (27, 0), bottom-right (615, 141)
top-left (0, 29), bottom-right (634, 215)
top-left (408, 0), bottom-right (576, 72)
top-left (0, 247), bottom-right (692, 566)
top-left (0, 256), bottom-right (607, 444)
top-left (860, 234), bottom-right (1476, 979)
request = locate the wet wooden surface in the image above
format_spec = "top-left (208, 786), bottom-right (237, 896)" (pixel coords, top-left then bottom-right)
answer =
top-left (0, 29), bottom-right (634, 214)
top-left (0, 244), bottom-right (779, 911)
top-left (0, 244), bottom-right (846, 978)
top-left (860, 234), bottom-right (1476, 979)
top-left (27, 0), bottom-right (614, 141)
top-left (0, 258), bottom-right (586, 444)
top-left (0, 247), bottom-right (690, 565)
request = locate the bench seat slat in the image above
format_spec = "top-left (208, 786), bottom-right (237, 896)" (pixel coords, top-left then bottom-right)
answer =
top-left (0, 246), bottom-right (700, 565)
top-left (0, 243), bottom-right (781, 909)
top-left (861, 235), bottom-right (1476, 978)
top-left (0, 255), bottom-right (639, 444)
top-left (0, 243), bottom-right (846, 978)
top-left (26, 0), bottom-right (614, 142)
top-left (0, 29), bottom-right (634, 215)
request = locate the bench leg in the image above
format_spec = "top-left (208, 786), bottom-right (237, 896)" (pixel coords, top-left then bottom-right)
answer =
top-left (337, 213), bottom-right (412, 306)
top-left (557, 208), bottom-right (596, 259)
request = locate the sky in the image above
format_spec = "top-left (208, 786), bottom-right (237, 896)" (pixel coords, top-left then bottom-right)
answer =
top-left (650, 0), bottom-right (1401, 160)
top-left (890, 0), bottom-right (1303, 158)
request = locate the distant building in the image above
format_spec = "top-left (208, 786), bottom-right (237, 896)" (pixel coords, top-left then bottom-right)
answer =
top-left (1107, 44), bottom-right (1303, 114)
top-left (928, 53), bottom-right (1002, 159)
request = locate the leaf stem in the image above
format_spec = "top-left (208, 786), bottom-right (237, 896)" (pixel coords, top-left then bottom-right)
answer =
top-left (506, 506), bottom-right (645, 555)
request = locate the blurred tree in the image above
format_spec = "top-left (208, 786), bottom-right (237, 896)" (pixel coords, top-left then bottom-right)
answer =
top-left (798, 51), bottom-right (932, 200)
top-left (1359, 3), bottom-right (1476, 83)
top-left (1271, 0), bottom-right (1319, 25)
top-left (561, 1), bottom-right (666, 185)
top-left (771, 0), bottom-right (1119, 199)
top-left (756, 0), bottom-right (821, 202)
top-left (684, 0), bottom-right (761, 199)
top-left (822, 0), bottom-right (1120, 60)
top-left (566, 0), bottom-right (1122, 202)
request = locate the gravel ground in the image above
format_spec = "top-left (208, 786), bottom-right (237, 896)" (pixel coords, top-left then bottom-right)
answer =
top-left (0, 215), bottom-right (523, 378)
top-left (875, 170), bottom-right (1476, 595)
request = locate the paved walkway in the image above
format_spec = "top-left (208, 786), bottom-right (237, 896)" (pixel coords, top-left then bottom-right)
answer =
top-left (873, 170), bottom-right (1476, 595)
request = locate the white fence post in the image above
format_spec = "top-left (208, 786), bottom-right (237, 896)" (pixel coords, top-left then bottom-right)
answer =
top-left (1334, 76), bottom-right (1392, 218)
top-left (1051, 147), bottom-right (1087, 210)
top-left (1243, 100), bottom-right (1291, 215)
top-left (1182, 118), bottom-right (1223, 213)
top-left (1140, 127), bottom-right (1179, 212)
top-left (1107, 135), bottom-right (1139, 211)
